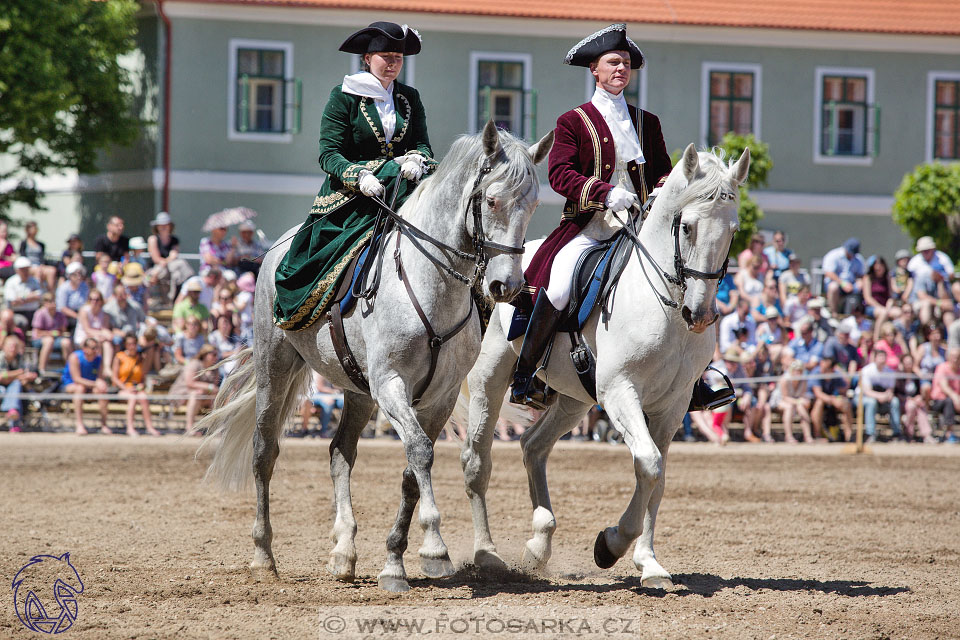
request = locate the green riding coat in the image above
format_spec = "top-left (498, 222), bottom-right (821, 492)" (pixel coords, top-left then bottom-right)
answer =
top-left (273, 81), bottom-right (437, 330)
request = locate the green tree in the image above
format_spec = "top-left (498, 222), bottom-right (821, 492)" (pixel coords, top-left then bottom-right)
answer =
top-left (670, 132), bottom-right (772, 256)
top-left (892, 162), bottom-right (960, 260)
top-left (0, 0), bottom-right (141, 219)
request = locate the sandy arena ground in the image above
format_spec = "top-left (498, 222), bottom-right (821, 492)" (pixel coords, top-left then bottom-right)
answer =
top-left (2, 433), bottom-right (959, 639)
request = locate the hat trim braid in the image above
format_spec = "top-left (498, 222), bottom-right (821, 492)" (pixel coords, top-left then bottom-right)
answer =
top-left (564, 23), bottom-right (626, 65)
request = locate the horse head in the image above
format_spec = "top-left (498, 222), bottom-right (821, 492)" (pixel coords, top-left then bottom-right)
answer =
top-left (475, 120), bottom-right (554, 303)
top-left (659, 143), bottom-right (750, 333)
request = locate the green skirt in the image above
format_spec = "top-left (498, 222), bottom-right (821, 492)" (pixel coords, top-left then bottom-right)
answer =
top-left (273, 168), bottom-right (416, 331)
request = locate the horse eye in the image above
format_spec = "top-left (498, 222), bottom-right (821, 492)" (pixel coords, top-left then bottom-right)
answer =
top-left (682, 223), bottom-right (692, 235)
top-left (486, 196), bottom-right (497, 208)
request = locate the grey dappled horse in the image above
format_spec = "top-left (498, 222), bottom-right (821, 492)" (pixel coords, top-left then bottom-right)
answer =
top-left (199, 121), bottom-right (554, 592)
top-left (460, 145), bottom-right (750, 587)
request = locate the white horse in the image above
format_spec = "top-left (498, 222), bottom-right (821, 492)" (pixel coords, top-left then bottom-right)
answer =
top-left (460, 144), bottom-right (750, 587)
top-left (199, 121), bottom-right (554, 592)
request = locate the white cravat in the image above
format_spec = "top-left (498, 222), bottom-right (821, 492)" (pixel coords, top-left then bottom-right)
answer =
top-left (590, 86), bottom-right (644, 166)
top-left (341, 71), bottom-right (396, 141)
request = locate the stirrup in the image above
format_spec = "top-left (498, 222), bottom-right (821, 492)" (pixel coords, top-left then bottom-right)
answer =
top-left (510, 370), bottom-right (556, 410)
top-left (688, 366), bottom-right (736, 412)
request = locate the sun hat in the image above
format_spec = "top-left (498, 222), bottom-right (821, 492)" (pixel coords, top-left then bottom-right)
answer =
top-left (894, 249), bottom-right (911, 261)
top-left (129, 236), bottom-right (148, 251)
top-left (13, 256), bottom-right (31, 270)
top-left (916, 236), bottom-right (937, 252)
top-left (722, 347), bottom-right (749, 363)
top-left (239, 220), bottom-right (256, 232)
top-left (151, 212), bottom-right (173, 227)
top-left (843, 237), bottom-right (861, 254)
top-left (237, 272), bottom-right (256, 293)
top-left (807, 297), bottom-right (825, 309)
top-left (121, 262), bottom-right (144, 287)
top-left (66, 262), bottom-right (86, 277)
top-left (185, 279), bottom-right (203, 292)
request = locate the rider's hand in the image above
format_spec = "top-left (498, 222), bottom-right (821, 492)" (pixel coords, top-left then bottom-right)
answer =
top-left (399, 159), bottom-right (424, 182)
top-left (358, 171), bottom-right (384, 198)
top-left (605, 186), bottom-right (639, 212)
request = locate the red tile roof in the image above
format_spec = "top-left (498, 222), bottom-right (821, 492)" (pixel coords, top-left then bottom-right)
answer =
top-left (181, 0), bottom-right (960, 36)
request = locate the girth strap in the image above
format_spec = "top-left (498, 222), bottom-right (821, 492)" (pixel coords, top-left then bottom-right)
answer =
top-left (330, 251), bottom-right (371, 394)
top-left (394, 233), bottom-right (475, 405)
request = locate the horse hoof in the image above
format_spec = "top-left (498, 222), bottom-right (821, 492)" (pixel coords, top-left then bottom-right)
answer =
top-left (249, 565), bottom-right (279, 582)
top-left (378, 576), bottom-right (411, 592)
top-left (593, 531), bottom-right (618, 569)
top-left (327, 556), bottom-right (356, 583)
top-left (475, 549), bottom-right (508, 572)
top-left (520, 545), bottom-right (547, 572)
top-left (641, 576), bottom-right (674, 590)
top-left (420, 555), bottom-right (456, 578)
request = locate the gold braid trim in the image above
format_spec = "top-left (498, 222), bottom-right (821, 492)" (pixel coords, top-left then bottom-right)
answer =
top-left (310, 191), bottom-right (349, 214)
top-left (392, 94), bottom-right (411, 144)
top-left (341, 158), bottom-right (388, 190)
top-left (274, 229), bottom-right (374, 331)
top-left (359, 98), bottom-right (386, 153)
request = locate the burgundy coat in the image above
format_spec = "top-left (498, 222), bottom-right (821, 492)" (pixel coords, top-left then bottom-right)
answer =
top-left (522, 101), bottom-right (672, 305)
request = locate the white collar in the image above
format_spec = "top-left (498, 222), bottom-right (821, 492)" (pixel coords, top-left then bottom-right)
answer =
top-left (341, 71), bottom-right (394, 101)
top-left (590, 86), bottom-right (644, 164)
top-left (592, 86), bottom-right (628, 110)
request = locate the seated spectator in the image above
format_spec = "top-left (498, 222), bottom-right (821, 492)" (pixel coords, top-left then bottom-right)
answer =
top-left (74, 290), bottom-right (114, 370)
top-left (208, 314), bottom-right (241, 375)
top-left (788, 317), bottom-right (822, 371)
top-left (820, 324), bottom-right (861, 375)
top-left (235, 220), bottom-right (269, 276)
top-left (298, 372), bottom-right (344, 437)
top-left (174, 315), bottom-right (207, 364)
top-left (0, 310), bottom-right (24, 343)
top-left (120, 263), bottom-right (150, 315)
top-left (176, 266), bottom-right (220, 311)
top-left (874, 321), bottom-right (908, 370)
top-left (862, 255), bottom-right (899, 326)
top-left (823, 237), bottom-right (864, 315)
top-left (930, 346), bottom-right (960, 443)
top-left (784, 283), bottom-right (812, 325)
top-left (770, 359), bottom-right (813, 443)
top-left (751, 277), bottom-right (783, 324)
top-left (61, 338), bottom-right (110, 435)
top-left (908, 236), bottom-right (954, 283)
top-left (742, 353), bottom-right (773, 443)
top-left (235, 272), bottom-right (256, 342)
top-left (715, 272), bottom-right (739, 317)
top-left (0, 221), bottom-right (18, 280)
top-left (896, 303), bottom-right (922, 355)
top-left (897, 353), bottom-right (935, 444)
top-left (909, 242), bottom-right (955, 325)
top-left (91, 253), bottom-right (118, 301)
top-left (737, 233), bottom-right (769, 278)
top-left (172, 280), bottom-right (210, 333)
top-left (704, 347), bottom-right (750, 444)
top-left (199, 225), bottom-right (237, 272)
top-left (19, 221), bottom-right (57, 292)
top-left (778, 254), bottom-right (810, 302)
top-left (57, 234), bottom-right (83, 280)
top-left (104, 283), bottom-right (146, 340)
top-left (146, 212), bottom-right (194, 304)
top-left (0, 335), bottom-right (37, 431)
top-left (111, 332), bottom-right (160, 437)
top-left (719, 297), bottom-right (757, 353)
top-left (735, 255), bottom-right (764, 306)
top-left (128, 236), bottom-right (149, 269)
top-left (810, 356), bottom-right (854, 442)
top-left (169, 344), bottom-right (221, 434)
top-left (31, 293), bottom-right (72, 374)
top-left (891, 249), bottom-right (913, 302)
top-left (56, 262), bottom-right (89, 328)
top-left (755, 308), bottom-right (783, 352)
top-left (916, 323), bottom-right (946, 381)
top-left (210, 283), bottom-right (239, 326)
top-left (762, 230), bottom-right (793, 282)
top-left (3, 256), bottom-right (43, 329)
top-left (860, 347), bottom-right (903, 443)
top-left (805, 297), bottom-right (834, 344)
top-left (94, 215), bottom-right (129, 264)
top-left (837, 302), bottom-right (871, 344)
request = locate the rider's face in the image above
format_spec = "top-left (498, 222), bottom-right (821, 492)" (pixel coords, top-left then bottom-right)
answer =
top-left (591, 51), bottom-right (631, 95)
top-left (366, 52), bottom-right (403, 87)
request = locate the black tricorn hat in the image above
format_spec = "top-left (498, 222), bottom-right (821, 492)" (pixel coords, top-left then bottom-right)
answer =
top-left (339, 21), bottom-right (422, 56)
top-left (564, 23), bottom-right (644, 68)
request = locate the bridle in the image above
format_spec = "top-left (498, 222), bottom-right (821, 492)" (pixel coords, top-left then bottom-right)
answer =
top-left (616, 190), bottom-right (735, 310)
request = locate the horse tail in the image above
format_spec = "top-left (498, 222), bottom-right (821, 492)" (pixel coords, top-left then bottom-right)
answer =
top-left (196, 348), bottom-right (311, 491)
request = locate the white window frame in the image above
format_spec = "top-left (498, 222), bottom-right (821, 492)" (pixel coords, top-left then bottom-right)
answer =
top-left (228, 38), bottom-right (294, 143)
top-left (468, 51), bottom-right (533, 136)
top-left (813, 66), bottom-right (875, 166)
top-left (583, 65), bottom-right (648, 109)
top-left (699, 62), bottom-right (762, 148)
top-left (349, 54), bottom-right (415, 86)
top-left (926, 70), bottom-right (960, 163)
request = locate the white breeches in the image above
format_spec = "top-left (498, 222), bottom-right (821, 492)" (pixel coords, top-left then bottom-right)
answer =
top-left (545, 233), bottom-right (601, 310)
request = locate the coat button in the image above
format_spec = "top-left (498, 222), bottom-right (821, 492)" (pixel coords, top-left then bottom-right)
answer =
top-left (603, 137), bottom-right (609, 142)
top-left (630, 165), bottom-right (637, 171)
top-left (605, 164), bottom-right (611, 170)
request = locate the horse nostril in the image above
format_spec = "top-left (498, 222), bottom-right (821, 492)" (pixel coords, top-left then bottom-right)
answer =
top-left (681, 306), bottom-right (694, 326)
top-left (490, 281), bottom-right (505, 299)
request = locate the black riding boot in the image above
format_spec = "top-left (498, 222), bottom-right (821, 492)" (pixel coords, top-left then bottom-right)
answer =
top-left (510, 291), bottom-right (563, 409)
top-left (688, 378), bottom-right (736, 412)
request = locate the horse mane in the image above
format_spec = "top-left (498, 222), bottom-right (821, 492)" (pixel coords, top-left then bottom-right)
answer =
top-left (420, 128), bottom-right (537, 210)
top-left (673, 147), bottom-right (741, 215)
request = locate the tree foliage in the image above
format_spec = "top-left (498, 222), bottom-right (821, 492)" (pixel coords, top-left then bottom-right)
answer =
top-left (0, 0), bottom-right (141, 219)
top-left (670, 132), bottom-right (772, 255)
top-left (892, 162), bottom-right (960, 260)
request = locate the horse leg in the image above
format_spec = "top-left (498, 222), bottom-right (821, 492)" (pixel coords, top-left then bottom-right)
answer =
top-left (327, 390), bottom-right (377, 582)
top-left (593, 384), bottom-right (671, 587)
top-left (251, 342), bottom-right (308, 577)
top-left (520, 394), bottom-right (592, 571)
top-left (460, 318), bottom-right (516, 570)
top-left (376, 381), bottom-right (454, 591)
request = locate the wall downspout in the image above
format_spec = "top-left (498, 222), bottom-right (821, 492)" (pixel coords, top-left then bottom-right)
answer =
top-left (156, 0), bottom-right (172, 212)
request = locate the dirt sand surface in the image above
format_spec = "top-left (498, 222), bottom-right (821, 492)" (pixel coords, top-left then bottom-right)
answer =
top-left (3, 434), bottom-right (959, 639)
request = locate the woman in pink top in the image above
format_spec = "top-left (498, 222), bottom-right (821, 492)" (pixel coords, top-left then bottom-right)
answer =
top-left (74, 290), bottom-right (114, 368)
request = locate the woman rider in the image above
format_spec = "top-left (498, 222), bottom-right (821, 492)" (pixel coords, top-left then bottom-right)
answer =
top-left (511, 24), bottom-right (734, 412)
top-left (274, 22), bottom-right (436, 331)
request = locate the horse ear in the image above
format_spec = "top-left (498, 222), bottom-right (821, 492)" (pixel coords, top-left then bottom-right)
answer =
top-left (729, 147), bottom-right (751, 186)
top-left (482, 120), bottom-right (502, 159)
top-left (680, 143), bottom-right (700, 183)
top-left (527, 130), bottom-right (555, 165)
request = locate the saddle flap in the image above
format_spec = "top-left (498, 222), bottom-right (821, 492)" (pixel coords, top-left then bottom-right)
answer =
top-left (560, 231), bottom-right (632, 332)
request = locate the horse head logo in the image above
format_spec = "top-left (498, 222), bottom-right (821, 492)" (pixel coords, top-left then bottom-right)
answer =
top-left (12, 553), bottom-right (85, 634)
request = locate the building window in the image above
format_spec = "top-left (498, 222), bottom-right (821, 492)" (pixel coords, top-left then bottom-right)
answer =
top-left (933, 78), bottom-right (960, 160)
top-left (821, 75), bottom-right (870, 156)
top-left (708, 71), bottom-right (754, 146)
top-left (470, 53), bottom-right (533, 139)
top-left (228, 39), bottom-right (299, 143)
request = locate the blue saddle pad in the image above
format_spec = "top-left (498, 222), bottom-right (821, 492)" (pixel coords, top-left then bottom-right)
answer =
top-left (338, 243), bottom-right (372, 315)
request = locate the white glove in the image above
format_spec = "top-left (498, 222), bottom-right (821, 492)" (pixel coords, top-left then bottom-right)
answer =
top-left (358, 170), bottom-right (384, 198)
top-left (604, 186), bottom-right (640, 212)
top-left (399, 160), bottom-right (424, 181)
top-left (649, 187), bottom-right (661, 198)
